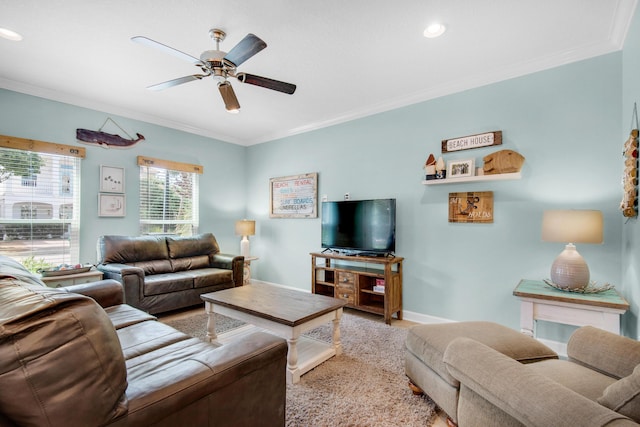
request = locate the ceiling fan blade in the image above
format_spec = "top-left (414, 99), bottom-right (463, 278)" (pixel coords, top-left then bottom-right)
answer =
top-left (218, 81), bottom-right (241, 112)
top-left (236, 73), bottom-right (296, 95)
top-left (223, 34), bottom-right (267, 67)
top-left (131, 36), bottom-right (202, 65)
top-left (147, 74), bottom-right (206, 91)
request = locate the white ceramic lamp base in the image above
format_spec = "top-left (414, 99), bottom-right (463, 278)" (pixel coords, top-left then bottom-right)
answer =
top-left (549, 243), bottom-right (590, 290)
top-left (240, 236), bottom-right (251, 258)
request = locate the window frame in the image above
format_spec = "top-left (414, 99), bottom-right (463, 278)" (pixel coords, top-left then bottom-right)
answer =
top-left (0, 135), bottom-right (85, 269)
top-left (137, 155), bottom-right (202, 237)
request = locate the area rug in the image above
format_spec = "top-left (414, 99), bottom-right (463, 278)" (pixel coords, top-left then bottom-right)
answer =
top-left (162, 310), bottom-right (437, 427)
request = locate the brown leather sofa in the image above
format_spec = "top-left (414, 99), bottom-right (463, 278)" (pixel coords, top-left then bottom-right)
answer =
top-left (97, 233), bottom-right (243, 314)
top-left (0, 255), bottom-right (287, 427)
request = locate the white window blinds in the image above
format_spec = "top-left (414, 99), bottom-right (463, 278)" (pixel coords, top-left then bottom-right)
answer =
top-left (138, 156), bottom-right (201, 236)
top-left (0, 136), bottom-right (84, 269)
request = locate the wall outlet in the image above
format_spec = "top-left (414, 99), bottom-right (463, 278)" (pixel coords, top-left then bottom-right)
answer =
top-left (344, 193), bottom-right (350, 200)
top-left (322, 194), bottom-right (328, 202)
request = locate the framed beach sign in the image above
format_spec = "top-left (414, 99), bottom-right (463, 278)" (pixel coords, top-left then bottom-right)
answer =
top-left (269, 172), bottom-right (318, 218)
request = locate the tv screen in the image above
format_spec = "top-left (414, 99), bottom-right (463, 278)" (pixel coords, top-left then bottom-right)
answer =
top-left (321, 199), bottom-right (396, 254)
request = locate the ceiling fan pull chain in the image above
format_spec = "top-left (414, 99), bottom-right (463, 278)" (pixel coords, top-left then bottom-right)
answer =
top-left (99, 117), bottom-right (134, 139)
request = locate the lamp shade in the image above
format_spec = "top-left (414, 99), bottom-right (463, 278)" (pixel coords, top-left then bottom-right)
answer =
top-left (541, 210), bottom-right (603, 244)
top-left (235, 219), bottom-right (255, 236)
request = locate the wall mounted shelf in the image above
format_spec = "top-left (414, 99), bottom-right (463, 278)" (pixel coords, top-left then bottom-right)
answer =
top-left (422, 172), bottom-right (521, 185)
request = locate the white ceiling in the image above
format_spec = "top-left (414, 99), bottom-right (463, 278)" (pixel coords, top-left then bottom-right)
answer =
top-left (0, 0), bottom-right (637, 146)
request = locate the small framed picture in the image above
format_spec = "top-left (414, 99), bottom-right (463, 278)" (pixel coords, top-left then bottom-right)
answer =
top-left (100, 165), bottom-right (125, 193)
top-left (447, 159), bottom-right (475, 178)
top-left (99, 193), bottom-right (125, 217)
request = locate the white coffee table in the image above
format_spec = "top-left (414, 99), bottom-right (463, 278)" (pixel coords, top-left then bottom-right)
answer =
top-left (201, 283), bottom-right (347, 384)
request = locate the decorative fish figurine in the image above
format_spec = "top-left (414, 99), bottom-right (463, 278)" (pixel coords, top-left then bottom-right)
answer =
top-left (483, 149), bottom-right (525, 175)
top-left (76, 128), bottom-right (145, 148)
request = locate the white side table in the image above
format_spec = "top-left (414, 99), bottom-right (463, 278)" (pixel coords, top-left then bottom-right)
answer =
top-left (243, 256), bottom-right (258, 285)
top-left (40, 270), bottom-right (104, 288)
top-left (513, 279), bottom-right (629, 337)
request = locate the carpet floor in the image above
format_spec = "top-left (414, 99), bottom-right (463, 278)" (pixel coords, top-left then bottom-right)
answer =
top-left (161, 308), bottom-right (437, 427)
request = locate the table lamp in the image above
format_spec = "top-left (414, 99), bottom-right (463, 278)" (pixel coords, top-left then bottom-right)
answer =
top-left (541, 210), bottom-right (603, 290)
top-left (235, 219), bottom-right (255, 258)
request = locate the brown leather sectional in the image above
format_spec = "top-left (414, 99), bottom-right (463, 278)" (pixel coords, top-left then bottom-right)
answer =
top-left (97, 233), bottom-right (244, 314)
top-left (0, 255), bottom-right (287, 426)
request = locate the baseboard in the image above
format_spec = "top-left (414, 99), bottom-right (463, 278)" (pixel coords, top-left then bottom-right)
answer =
top-left (401, 309), bottom-right (454, 325)
top-left (249, 279), bottom-right (305, 291)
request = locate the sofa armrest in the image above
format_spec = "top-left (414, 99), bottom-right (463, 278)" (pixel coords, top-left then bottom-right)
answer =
top-left (211, 253), bottom-right (244, 286)
top-left (444, 337), bottom-right (636, 427)
top-left (60, 279), bottom-right (124, 307)
top-left (568, 326), bottom-right (640, 379)
top-left (96, 263), bottom-right (145, 308)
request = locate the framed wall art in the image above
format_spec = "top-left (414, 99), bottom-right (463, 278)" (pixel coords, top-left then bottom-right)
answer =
top-left (99, 193), bottom-right (125, 217)
top-left (447, 159), bottom-right (475, 179)
top-left (100, 165), bottom-right (125, 193)
top-left (269, 172), bottom-right (318, 218)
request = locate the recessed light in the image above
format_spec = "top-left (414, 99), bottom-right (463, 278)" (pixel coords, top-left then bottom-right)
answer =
top-left (424, 23), bottom-right (446, 38)
top-left (0, 27), bottom-right (23, 41)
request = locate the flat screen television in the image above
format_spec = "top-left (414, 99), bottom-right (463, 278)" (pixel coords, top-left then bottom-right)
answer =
top-left (321, 198), bottom-right (396, 255)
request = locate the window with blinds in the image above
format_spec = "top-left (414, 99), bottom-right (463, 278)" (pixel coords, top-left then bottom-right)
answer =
top-left (0, 136), bottom-right (84, 270)
top-left (138, 156), bottom-right (201, 236)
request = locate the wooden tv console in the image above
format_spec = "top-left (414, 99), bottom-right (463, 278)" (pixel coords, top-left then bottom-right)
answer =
top-left (310, 252), bottom-right (403, 324)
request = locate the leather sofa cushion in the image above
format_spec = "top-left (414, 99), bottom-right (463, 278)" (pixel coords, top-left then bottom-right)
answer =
top-left (171, 255), bottom-right (210, 272)
top-left (99, 235), bottom-right (169, 264)
top-left (106, 304), bottom-right (158, 329)
top-left (144, 272), bottom-right (194, 296)
top-left (599, 364), bottom-right (640, 422)
top-left (183, 268), bottom-right (234, 288)
top-left (130, 259), bottom-right (173, 275)
top-left (0, 280), bottom-right (128, 426)
top-left (116, 319), bottom-right (194, 360)
top-left (167, 233), bottom-right (219, 259)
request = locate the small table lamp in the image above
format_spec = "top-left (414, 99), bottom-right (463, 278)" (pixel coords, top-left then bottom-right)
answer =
top-left (235, 219), bottom-right (255, 258)
top-left (542, 210), bottom-right (603, 290)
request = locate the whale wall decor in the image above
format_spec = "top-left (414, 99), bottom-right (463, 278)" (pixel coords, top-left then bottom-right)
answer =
top-left (76, 128), bottom-right (145, 148)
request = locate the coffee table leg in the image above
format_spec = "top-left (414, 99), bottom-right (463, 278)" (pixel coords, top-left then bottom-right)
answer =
top-left (332, 308), bottom-right (343, 356)
top-left (287, 336), bottom-right (300, 384)
top-left (205, 301), bottom-right (218, 343)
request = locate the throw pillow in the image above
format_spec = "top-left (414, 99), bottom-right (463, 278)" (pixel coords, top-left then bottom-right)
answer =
top-left (598, 364), bottom-right (640, 422)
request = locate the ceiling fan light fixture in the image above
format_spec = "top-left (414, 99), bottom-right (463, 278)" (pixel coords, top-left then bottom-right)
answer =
top-left (0, 27), bottom-right (23, 41)
top-left (218, 81), bottom-right (240, 113)
top-left (424, 23), bottom-right (446, 38)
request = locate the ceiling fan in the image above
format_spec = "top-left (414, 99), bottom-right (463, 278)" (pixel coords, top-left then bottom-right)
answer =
top-left (131, 28), bottom-right (296, 113)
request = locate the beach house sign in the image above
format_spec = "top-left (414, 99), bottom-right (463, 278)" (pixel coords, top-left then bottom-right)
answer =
top-left (441, 131), bottom-right (502, 153)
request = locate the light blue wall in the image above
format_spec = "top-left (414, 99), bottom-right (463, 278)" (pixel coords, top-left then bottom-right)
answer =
top-left (622, 8), bottom-right (640, 339)
top-left (0, 89), bottom-right (247, 261)
top-left (0, 31), bottom-right (635, 340)
top-left (246, 52), bottom-right (625, 337)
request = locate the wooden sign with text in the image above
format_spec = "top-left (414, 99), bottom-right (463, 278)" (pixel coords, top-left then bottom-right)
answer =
top-left (448, 191), bottom-right (494, 223)
top-left (442, 131), bottom-right (502, 153)
top-left (270, 172), bottom-right (318, 218)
